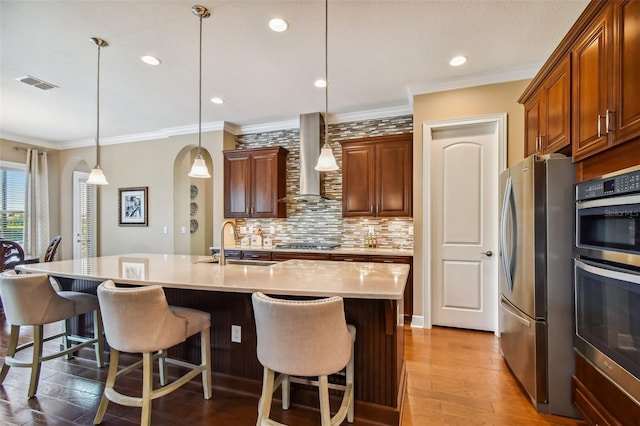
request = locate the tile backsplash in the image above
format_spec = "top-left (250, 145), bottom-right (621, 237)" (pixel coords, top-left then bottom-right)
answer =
top-left (233, 114), bottom-right (414, 249)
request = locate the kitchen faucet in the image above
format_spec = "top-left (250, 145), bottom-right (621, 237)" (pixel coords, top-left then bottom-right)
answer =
top-left (219, 220), bottom-right (239, 266)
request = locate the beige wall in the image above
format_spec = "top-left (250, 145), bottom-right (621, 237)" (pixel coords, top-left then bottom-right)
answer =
top-left (411, 79), bottom-right (531, 324)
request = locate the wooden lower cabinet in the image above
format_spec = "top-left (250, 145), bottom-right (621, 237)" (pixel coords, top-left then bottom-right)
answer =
top-left (241, 250), bottom-right (272, 261)
top-left (572, 352), bottom-right (640, 425)
top-left (272, 251), bottom-right (331, 261)
top-left (210, 249), bottom-right (241, 260)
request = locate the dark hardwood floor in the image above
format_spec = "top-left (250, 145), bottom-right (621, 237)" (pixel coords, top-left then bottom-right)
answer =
top-left (1, 318), bottom-right (586, 425)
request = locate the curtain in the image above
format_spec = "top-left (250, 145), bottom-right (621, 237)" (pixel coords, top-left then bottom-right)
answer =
top-left (24, 148), bottom-right (50, 258)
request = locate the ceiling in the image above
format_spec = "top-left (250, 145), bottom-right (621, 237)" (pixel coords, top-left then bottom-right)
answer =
top-left (0, 0), bottom-right (590, 149)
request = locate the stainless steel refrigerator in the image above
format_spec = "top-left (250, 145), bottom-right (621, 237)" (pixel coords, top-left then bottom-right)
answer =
top-left (499, 154), bottom-right (578, 418)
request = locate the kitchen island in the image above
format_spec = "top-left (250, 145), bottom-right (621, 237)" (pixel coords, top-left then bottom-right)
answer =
top-left (17, 253), bottom-right (409, 425)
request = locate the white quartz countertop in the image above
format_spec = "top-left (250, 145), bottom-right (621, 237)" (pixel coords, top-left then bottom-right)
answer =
top-left (17, 253), bottom-right (409, 300)
top-left (210, 245), bottom-right (414, 257)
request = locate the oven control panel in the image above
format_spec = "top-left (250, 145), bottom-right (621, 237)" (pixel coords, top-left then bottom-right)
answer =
top-left (577, 166), bottom-right (640, 200)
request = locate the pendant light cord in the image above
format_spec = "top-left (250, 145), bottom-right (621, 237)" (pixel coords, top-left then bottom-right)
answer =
top-left (96, 43), bottom-right (101, 166)
top-left (197, 12), bottom-right (203, 156)
top-left (324, 0), bottom-right (329, 146)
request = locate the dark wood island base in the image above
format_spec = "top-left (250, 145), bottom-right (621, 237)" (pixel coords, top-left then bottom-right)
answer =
top-left (58, 277), bottom-right (407, 426)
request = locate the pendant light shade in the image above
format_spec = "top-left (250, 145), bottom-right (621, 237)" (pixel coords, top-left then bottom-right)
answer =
top-left (314, 0), bottom-right (339, 172)
top-left (87, 165), bottom-right (108, 185)
top-left (188, 155), bottom-right (211, 178)
top-left (87, 37), bottom-right (109, 185)
top-left (189, 5), bottom-right (212, 179)
top-left (315, 144), bottom-right (339, 171)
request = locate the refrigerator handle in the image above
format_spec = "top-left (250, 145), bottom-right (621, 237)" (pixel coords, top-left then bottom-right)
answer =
top-left (500, 176), bottom-right (516, 292)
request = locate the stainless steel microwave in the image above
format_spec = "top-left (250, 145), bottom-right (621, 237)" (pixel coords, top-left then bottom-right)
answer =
top-left (576, 165), bottom-right (640, 266)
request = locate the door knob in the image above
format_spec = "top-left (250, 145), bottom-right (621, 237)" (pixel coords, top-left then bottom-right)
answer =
top-left (481, 250), bottom-right (493, 257)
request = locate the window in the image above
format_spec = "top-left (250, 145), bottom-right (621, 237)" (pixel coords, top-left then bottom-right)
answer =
top-left (0, 161), bottom-right (26, 243)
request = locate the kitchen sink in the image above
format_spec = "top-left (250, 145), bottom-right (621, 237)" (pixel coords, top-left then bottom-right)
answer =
top-left (225, 260), bottom-right (276, 267)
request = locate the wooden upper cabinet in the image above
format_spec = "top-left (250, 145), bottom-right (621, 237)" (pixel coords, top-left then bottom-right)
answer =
top-left (341, 143), bottom-right (376, 216)
top-left (524, 56), bottom-right (571, 157)
top-left (223, 146), bottom-right (288, 218)
top-left (573, 0), bottom-right (640, 161)
top-left (572, 4), bottom-right (613, 161)
top-left (524, 90), bottom-right (543, 156)
top-left (544, 56), bottom-right (572, 153)
top-left (612, 0), bottom-right (640, 146)
top-left (341, 134), bottom-right (412, 218)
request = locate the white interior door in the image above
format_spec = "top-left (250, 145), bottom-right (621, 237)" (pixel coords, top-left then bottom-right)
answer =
top-left (72, 171), bottom-right (95, 259)
top-left (426, 116), bottom-right (504, 332)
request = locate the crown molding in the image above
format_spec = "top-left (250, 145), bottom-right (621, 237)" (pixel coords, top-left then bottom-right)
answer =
top-left (409, 63), bottom-right (540, 96)
top-left (12, 104), bottom-right (416, 150)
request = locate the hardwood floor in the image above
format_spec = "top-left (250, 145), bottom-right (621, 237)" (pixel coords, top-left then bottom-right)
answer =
top-left (0, 318), bottom-right (586, 425)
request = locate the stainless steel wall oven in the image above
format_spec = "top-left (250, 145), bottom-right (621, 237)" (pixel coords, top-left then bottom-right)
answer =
top-left (575, 164), bottom-right (640, 405)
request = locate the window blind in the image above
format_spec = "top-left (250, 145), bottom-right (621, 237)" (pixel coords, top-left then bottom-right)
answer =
top-left (0, 163), bottom-right (26, 243)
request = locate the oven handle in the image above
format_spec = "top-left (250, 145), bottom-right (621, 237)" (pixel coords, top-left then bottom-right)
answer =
top-left (577, 193), bottom-right (640, 209)
top-left (575, 259), bottom-right (640, 285)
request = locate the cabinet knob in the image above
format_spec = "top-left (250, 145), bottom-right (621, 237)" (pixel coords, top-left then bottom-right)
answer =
top-left (481, 250), bottom-right (493, 257)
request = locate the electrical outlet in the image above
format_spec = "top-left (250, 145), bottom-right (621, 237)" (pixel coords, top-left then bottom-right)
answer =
top-left (231, 325), bottom-right (241, 343)
top-left (240, 226), bottom-right (247, 233)
top-left (408, 226), bottom-right (414, 235)
top-left (249, 226), bottom-right (255, 234)
top-left (163, 226), bottom-right (168, 234)
top-left (269, 226), bottom-right (275, 234)
top-left (181, 226), bottom-right (186, 234)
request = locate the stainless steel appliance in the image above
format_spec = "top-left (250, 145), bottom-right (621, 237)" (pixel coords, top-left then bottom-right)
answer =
top-left (575, 164), bottom-right (640, 405)
top-left (499, 154), bottom-right (577, 417)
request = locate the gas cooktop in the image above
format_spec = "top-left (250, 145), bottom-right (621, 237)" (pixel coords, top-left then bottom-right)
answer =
top-left (275, 243), bottom-right (340, 251)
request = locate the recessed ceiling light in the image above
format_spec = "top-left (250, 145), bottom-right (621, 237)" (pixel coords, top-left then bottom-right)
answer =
top-left (211, 97), bottom-right (224, 104)
top-left (449, 56), bottom-right (467, 67)
top-left (269, 18), bottom-right (289, 32)
top-left (141, 55), bottom-right (161, 66)
top-left (314, 79), bottom-right (327, 88)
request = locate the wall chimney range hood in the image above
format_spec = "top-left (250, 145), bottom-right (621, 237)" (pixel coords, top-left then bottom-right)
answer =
top-left (279, 112), bottom-right (332, 203)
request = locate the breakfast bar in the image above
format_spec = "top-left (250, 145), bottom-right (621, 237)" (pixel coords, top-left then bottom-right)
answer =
top-left (18, 253), bottom-right (409, 425)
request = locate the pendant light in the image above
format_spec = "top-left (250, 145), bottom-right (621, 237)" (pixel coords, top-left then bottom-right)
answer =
top-left (315, 0), bottom-right (339, 172)
top-left (86, 37), bottom-right (109, 185)
top-left (188, 5), bottom-right (212, 178)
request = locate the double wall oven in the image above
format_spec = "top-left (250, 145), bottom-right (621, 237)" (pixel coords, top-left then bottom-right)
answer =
top-left (575, 164), bottom-right (640, 405)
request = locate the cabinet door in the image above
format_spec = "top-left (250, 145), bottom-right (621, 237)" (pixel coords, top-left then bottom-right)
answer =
top-left (572, 4), bottom-right (613, 161)
top-left (342, 144), bottom-right (375, 217)
top-left (224, 152), bottom-right (251, 218)
top-left (331, 254), bottom-right (370, 262)
top-left (543, 56), bottom-right (571, 154)
top-left (612, 0), bottom-right (640, 145)
top-left (251, 151), bottom-right (281, 218)
top-left (524, 90), bottom-right (543, 156)
top-left (273, 252), bottom-right (331, 261)
top-left (376, 138), bottom-right (412, 217)
top-left (241, 250), bottom-right (272, 261)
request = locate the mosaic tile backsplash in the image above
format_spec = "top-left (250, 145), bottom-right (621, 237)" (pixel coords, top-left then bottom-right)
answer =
top-left (233, 115), bottom-right (414, 249)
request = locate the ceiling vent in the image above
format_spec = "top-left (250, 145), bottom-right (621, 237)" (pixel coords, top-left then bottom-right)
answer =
top-left (16, 75), bottom-right (58, 91)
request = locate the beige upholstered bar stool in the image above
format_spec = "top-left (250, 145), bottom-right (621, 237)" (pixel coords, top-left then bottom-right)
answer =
top-left (0, 271), bottom-right (105, 397)
top-left (251, 292), bottom-right (356, 426)
top-left (94, 280), bottom-right (212, 426)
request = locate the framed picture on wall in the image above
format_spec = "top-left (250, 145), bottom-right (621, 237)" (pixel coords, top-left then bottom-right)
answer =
top-left (118, 187), bottom-right (148, 226)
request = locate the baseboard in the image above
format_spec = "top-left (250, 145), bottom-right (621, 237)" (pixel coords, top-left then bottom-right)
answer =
top-left (410, 315), bottom-right (425, 328)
